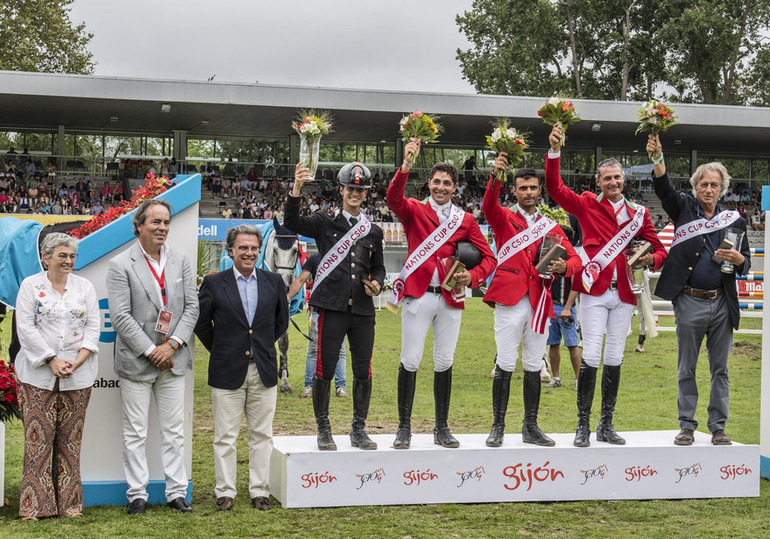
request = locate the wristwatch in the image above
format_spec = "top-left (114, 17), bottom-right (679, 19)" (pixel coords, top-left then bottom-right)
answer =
top-left (166, 339), bottom-right (181, 351)
top-left (45, 355), bottom-right (56, 364)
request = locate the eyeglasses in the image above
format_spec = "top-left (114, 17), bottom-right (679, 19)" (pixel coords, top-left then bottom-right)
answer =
top-left (55, 253), bottom-right (77, 260)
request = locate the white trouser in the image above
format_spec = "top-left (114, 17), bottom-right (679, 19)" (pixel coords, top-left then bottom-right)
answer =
top-left (400, 293), bottom-right (462, 372)
top-left (579, 290), bottom-right (634, 368)
top-left (494, 297), bottom-right (548, 372)
top-left (120, 369), bottom-right (187, 502)
top-left (211, 362), bottom-right (277, 499)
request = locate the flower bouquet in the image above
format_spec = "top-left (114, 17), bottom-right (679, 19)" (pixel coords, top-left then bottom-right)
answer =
top-left (399, 110), bottom-right (441, 167)
top-left (0, 360), bottom-right (20, 423)
top-left (538, 203), bottom-right (569, 225)
top-left (537, 97), bottom-right (581, 146)
top-left (486, 119), bottom-right (529, 182)
top-left (636, 99), bottom-right (677, 155)
top-left (70, 172), bottom-right (169, 239)
top-left (292, 109), bottom-right (333, 180)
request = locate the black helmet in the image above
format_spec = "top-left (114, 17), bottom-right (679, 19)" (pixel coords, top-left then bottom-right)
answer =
top-left (455, 241), bottom-right (482, 269)
top-left (338, 162), bottom-right (372, 189)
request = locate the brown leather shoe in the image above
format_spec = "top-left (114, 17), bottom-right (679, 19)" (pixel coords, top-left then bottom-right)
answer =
top-left (215, 496), bottom-right (233, 511)
top-left (674, 428), bottom-right (694, 446)
top-left (712, 430), bottom-right (732, 445)
top-left (251, 496), bottom-right (271, 511)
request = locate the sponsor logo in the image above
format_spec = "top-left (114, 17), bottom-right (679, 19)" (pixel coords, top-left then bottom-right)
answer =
top-left (300, 471), bottom-right (337, 489)
top-left (579, 464), bottom-right (608, 486)
top-left (99, 298), bottom-right (115, 343)
top-left (92, 378), bottom-right (120, 388)
top-left (625, 465), bottom-right (658, 482)
top-left (674, 463), bottom-right (702, 484)
top-left (355, 468), bottom-right (385, 490)
top-left (503, 461), bottom-right (564, 491)
top-left (456, 466), bottom-right (486, 488)
top-left (198, 224), bottom-right (218, 238)
top-left (720, 464), bottom-right (752, 481)
top-left (403, 468), bottom-right (438, 487)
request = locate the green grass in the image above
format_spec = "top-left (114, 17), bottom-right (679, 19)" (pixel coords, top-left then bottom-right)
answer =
top-left (1, 299), bottom-right (769, 537)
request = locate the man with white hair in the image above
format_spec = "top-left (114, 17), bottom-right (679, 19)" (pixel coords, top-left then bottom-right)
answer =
top-left (647, 134), bottom-right (750, 446)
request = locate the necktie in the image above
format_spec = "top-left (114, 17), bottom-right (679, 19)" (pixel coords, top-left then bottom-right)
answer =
top-left (350, 217), bottom-right (358, 226)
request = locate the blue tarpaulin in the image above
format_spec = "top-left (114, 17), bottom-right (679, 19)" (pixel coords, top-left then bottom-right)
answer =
top-left (0, 217), bottom-right (44, 308)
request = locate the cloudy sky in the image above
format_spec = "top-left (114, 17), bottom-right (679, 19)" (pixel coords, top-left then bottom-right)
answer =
top-left (70, 0), bottom-right (477, 93)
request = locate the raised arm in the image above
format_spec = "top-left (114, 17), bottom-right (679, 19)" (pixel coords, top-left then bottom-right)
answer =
top-left (648, 134), bottom-right (683, 220)
top-left (386, 138), bottom-right (421, 223)
top-left (544, 125), bottom-right (585, 215)
top-left (481, 153), bottom-right (509, 231)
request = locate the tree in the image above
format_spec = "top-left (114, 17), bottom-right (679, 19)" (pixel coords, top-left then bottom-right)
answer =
top-left (456, 0), bottom-right (571, 96)
top-left (456, 0), bottom-right (770, 105)
top-left (0, 0), bottom-right (94, 74)
top-left (661, 0), bottom-right (770, 105)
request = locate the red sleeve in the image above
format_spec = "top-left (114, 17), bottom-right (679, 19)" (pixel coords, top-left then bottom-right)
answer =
top-left (639, 210), bottom-right (668, 270)
top-left (386, 169), bottom-right (411, 225)
top-left (465, 217), bottom-right (497, 288)
top-left (481, 173), bottom-right (507, 232)
top-left (544, 154), bottom-right (585, 216)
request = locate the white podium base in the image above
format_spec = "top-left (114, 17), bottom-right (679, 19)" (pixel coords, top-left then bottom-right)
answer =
top-left (269, 430), bottom-right (759, 508)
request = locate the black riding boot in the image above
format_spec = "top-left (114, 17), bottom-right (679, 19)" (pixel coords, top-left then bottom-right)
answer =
top-left (393, 364), bottom-right (416, 449)
top-left (522, 370), bottom-right (555, 446)
top-left (350, 377), bottom-right (377, 450)
top-left (313, 375), bottom-right (336, 451)
top-left (596, 364), bottom-right (626, 444)
top-left (486, 366), bottom-right (512, 447)
top-left (574, 363), bottom-right (597, 447)
top-left (433, 367), bottom-right (459, 448)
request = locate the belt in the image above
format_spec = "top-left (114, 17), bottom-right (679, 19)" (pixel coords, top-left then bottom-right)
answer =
top-left (608, 281), bottom-right (618, 290)
top-left (426, 286), bottom-right (443, 295)
top-left (681, 286), bottom-right (723, 299)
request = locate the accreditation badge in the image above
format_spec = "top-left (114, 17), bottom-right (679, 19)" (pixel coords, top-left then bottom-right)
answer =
top-left (155, 309), bottom-right (173, 334)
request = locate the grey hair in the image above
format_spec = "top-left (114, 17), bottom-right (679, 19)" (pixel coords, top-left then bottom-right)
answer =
top-left (132, 199), bottom-right (172, 236)
top-left (41, 232), bottom-right (78, 258)
top-left (225, 224), bottom-right (263, 251)
top-left (595, 158), bottom-right (624, 179)
top-left (689, 162), bottom-right (731, 198)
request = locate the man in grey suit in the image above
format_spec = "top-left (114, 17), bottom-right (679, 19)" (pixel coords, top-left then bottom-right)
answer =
top-left (107, 199), bottom-right (199, 515)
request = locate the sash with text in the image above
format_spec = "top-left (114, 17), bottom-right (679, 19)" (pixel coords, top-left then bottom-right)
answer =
top-left (312, 217), bottom-right (372, 294)
top-left (581, 206), bottom-right (646, 292)
top-left (669, 210), bottom-right (740, 249)
top-left (388, 205), bottom-right (465, 307)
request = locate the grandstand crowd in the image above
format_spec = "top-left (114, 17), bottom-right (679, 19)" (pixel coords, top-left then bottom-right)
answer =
top-left (1, 148), bottom-right (765, 231)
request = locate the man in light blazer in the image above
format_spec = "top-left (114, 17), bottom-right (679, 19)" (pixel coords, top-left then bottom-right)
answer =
top-left (195, 225), bottom-right (289, 511)
top-left (107, 199), bottom-right (199, 515)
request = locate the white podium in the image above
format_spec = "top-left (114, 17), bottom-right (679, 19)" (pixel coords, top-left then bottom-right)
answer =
top-left (270, 431), bottom-right (759, 508)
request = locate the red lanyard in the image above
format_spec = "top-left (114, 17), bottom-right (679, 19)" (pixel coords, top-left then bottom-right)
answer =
top-left (145, 256), bottom-right (166, 307)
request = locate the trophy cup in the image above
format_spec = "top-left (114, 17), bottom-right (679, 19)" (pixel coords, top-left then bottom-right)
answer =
top-left (535, 233), bottom-right (566, 278)
top-left (711, 227), bottom-right (743, 274)
top-left (623, 240), bottom-right (652, 294)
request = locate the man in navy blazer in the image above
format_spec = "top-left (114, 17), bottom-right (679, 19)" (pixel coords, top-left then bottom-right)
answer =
top-left (195, 224), bottom-right (288, 512)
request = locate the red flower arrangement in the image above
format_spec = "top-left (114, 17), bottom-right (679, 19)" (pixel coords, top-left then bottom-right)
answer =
top-left (70, 173), bottom-right (170, 239)
top-left (0, 360), bottom-right (21, 422)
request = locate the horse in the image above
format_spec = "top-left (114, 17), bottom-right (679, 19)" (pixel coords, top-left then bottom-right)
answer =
top-left (261, 217), bottom-right (301, 393)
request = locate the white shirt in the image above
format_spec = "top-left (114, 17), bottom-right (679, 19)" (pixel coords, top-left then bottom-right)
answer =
top-left (428, 197), bottom-right (454, 285)
top-left (136, 240), bottom-right (182, 354)
top-left (15, 271), bottom-right (100, 391)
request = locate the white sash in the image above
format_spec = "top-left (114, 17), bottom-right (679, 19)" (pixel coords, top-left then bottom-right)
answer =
top-left (312, 216), bottom-right (372, 294)
top-left (581, 205), bottom-right (646, 292)
top-left (669, 210), bottom-right (740, 249)
top-left (496, 215), bottom-right (559, 266)
top-left (388, 205), bottom-right (465, 307)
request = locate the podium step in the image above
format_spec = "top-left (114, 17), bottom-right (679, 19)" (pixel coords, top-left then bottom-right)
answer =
top-left (269, 430), bottom-right (759, 508)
